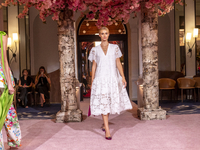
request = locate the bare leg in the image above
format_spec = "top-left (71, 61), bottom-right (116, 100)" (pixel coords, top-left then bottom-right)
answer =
top-left (102, 114), bottom-right (111, 138)
top-left (41, 93), bottom-right (45, 103)
top-left (40, 94), bottom-right (43, 107)
top-left (102, 114), bottom-right (109, 129)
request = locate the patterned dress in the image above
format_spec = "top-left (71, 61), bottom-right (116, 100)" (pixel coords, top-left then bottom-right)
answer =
top-left (0, 65), bottom-right (21, 149)
top-left (88, 43), bottom-right (132, 116)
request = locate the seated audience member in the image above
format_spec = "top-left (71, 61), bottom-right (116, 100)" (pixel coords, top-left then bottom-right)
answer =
top-left (35, 66), bottom-right (51, 107)
top-left (18, 69), bottom-right (33, 108)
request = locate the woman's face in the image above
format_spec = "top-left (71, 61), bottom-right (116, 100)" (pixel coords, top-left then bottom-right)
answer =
top-left (40, 69), bottom-right (44, 74)
top-left (23, 70), bottom-right (28, 76)
top-left (99, 29), bottom-right (109, 41)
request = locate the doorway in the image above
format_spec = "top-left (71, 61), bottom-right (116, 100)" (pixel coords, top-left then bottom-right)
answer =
top-left (77, 18), bottom-right (129, 101)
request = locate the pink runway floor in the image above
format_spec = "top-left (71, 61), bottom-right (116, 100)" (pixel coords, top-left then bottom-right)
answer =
top-left (3, 99), bottom-right (200, 150)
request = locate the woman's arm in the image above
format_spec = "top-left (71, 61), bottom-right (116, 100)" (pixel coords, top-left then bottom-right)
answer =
top-left (46, 75), bottom-right (51, 84)
top-left (35, 76), bottom-right (38, 85)
top-left (2, 35), bottom-right (14, 94)
top-left (116, 58), bottom-right (127, 88)
top-left (18, 79), bottom-right (22, 87)
top-left (91, 60), bottom-right (97, 84)
top-left (29, 82), bottom-right (33, 87)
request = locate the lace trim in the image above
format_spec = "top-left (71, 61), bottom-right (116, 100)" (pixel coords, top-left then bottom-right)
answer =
top-left (90, 76), bottom-right (132, 115)
top-left (88, 48), bottom-right (96, 62)
top-left (115, 45), bottom-right (122, 59)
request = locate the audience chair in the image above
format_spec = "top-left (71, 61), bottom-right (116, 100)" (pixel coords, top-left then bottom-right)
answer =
top-left (159, 78), bottom-right (176, 101)
top-left (177, 78), bottom-right (196, 102)
top-left (193, 77), bottom-right (200, 101)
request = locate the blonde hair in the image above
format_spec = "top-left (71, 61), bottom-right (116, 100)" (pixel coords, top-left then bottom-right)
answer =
top-left (99, 27), bottom-right (109, 33)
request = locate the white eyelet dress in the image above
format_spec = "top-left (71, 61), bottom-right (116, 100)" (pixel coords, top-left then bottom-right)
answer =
top-left (88, 43), bottom-right (133, 116)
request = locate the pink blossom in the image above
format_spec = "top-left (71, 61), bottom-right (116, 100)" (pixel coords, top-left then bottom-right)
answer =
top-left (1, 0), bottom-right (183, 28)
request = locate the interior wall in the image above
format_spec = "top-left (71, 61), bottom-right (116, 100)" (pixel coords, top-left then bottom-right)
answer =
top-left (30, 8), bottom-right (59, 75)
top-left (158, 13), bottom-right (172, 71)
top-left (8, 5), bottom-right (20, 79)
top-left (185, 0), bottom-right (196, 77)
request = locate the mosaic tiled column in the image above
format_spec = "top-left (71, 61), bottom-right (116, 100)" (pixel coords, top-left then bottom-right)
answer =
top-left (137, 3), bottom-right (166, 120)
top-left (56, 8), bottom-right (82, 122)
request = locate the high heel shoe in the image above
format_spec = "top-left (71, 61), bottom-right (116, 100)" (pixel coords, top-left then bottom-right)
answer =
top-left (105, 137), bottom-right (112, 140)
top-left (102, 127), bottom-right (105, 132)
top-left (105, 131), bottom-right (112, 140)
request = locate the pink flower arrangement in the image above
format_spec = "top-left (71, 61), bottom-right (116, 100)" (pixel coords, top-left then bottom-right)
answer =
top-left (1, 0), bottom-right (183, 28)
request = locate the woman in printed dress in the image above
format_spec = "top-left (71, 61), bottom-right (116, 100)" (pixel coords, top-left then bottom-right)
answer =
top-left (0, 32), bottom-right (21, 149)
top-left (88, 27), bottom-right (132, 140)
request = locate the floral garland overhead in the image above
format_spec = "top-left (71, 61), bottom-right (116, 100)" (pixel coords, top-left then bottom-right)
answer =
top-left (1, 0), bottom-right (183, 28)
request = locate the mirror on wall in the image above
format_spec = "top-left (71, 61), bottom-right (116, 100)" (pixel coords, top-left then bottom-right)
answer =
top-left (18, 5), bottom-right (31, 76)
top-left (175, 2), bottom-right (185, 75)
top-left (196, 0), bottom-right (200, 74)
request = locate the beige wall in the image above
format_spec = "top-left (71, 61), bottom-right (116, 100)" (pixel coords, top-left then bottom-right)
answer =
top-left (158, 11), bottom-right (174, 71)
top-left (8, 5), bottom-right (20, 79)
top-left (29, 7), bottom-right (59, 75)
top-left (185, 0), bottom-right (196, 77)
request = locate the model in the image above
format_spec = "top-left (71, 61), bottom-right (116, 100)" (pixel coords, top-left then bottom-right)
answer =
top-left (88, 27), bottom-right (132, 140)
top-left (0, 31), bottom-right (21, 149)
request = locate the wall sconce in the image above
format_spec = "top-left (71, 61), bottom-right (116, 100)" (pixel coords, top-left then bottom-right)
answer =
top-left (7, 33), bottom-right (18, 64)
top-left (7, 37), bottom-right (11, 48)
top-left (186, 28), bottom-right (199, 58)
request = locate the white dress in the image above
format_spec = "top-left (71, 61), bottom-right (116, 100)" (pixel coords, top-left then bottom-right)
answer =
top-left (88, 43), bottom-right (133, 116)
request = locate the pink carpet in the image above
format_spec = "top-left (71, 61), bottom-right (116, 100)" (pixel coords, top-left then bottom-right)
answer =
top-left (3, 99), bottom-right (200, 150)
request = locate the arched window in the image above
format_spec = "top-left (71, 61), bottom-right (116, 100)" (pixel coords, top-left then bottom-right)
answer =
top-left (79, 20), bottom-right (126, 35)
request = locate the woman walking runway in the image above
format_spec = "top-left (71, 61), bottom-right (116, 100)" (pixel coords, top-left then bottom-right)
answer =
top-left (0, 31), bottom-right (21, 149)
top-left (88, 27), bottom-right (132, 140)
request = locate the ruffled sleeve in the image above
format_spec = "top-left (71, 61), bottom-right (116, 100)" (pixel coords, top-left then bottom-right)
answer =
top-left (88, 47), bottom-right (96, 62)
top-left (115, 45), bottom-right (122, 59)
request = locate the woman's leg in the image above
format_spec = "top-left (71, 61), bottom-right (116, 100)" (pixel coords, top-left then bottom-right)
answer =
top-left (102, 114), bottom-right (111, 138)
top-left (41, 93), bottom-right (45, 103)
top-left (40, 93), bottom-right (45, 106)
top-left (40, 94), bottom-right (43, 106)
top-left (4, 104), bottom-right (21, 148)
top-left (18, 88), bottom-right (27, 104)
top-left (102, 114), bottom-right (109, 129)
top-left (24, 93), bottom-right (28, 108)
top-left (0, 130), bottom-right (4, 150)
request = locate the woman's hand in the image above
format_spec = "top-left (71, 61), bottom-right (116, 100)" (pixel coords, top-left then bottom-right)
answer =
top-left (23, 85), bottom-right (28, 88)
top-left (122, 77), bottom-right (127, 88)
top-left (44, 74), bottom-right (47, 78)
top-left (8, 85), bottom-right (15, 95)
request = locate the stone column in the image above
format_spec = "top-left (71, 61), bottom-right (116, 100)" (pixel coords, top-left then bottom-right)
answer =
top-left (56, 8), bottom-right (82, 122)
top-left (137, 3), bottom-right (166, 120)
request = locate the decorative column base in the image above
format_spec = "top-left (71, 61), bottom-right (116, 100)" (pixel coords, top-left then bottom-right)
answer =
top-left (137, 107), bottom-right (166, 121)
top-left (56, 109), bottom-right (82, 122)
